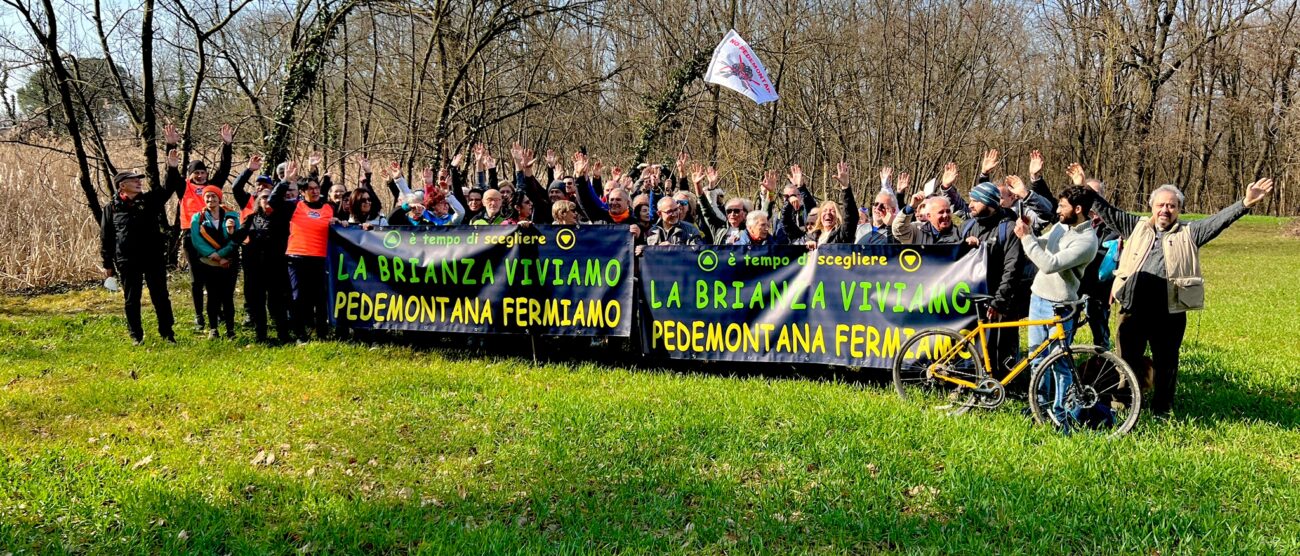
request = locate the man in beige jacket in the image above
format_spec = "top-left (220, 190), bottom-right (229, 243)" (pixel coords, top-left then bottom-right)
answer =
top-left (1094, 178), bottom-right (1274, 416)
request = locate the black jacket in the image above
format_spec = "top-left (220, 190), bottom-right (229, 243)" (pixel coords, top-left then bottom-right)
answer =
top-left (961, 208), bottom-right (1029, 315)
top-left (101, 166), bottom-right (183, 269)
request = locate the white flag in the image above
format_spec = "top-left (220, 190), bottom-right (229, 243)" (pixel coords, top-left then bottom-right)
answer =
top-left (704, 29), bottom-right (778, 105)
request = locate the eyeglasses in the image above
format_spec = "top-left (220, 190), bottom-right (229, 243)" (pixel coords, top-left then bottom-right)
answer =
top-left (725, 208), bottom-right (745, 214)
top-left (873, 202), bottom-right (888, 210)
top-left (360, 198), bottom-right (372, 203)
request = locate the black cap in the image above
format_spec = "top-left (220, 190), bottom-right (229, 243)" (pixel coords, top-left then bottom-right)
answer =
top-left (548, 180), bottom-right (568, 191)
top-left (112, 170), bottom-right (146, 186)
top-left (186, 160), bottom-right (207, 174)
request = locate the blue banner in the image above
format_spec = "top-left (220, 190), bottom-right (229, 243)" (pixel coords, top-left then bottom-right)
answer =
top-left (637, 244), bottom-right (988, 368)
top-left (328, 225), bottom-right (634, 336)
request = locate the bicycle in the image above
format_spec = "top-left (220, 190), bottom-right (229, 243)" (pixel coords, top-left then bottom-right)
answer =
top-left (891, 293), bottom-right (1142, 436)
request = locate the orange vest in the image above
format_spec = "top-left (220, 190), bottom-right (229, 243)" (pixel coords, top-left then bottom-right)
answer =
top-left (179, 180), bottom-right (209, 229)
top-left (285, 201), bottom-right (334, 257)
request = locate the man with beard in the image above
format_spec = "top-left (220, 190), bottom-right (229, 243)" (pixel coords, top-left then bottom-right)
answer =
top-left (1015, 186), bottom-right (1100, 430)
top-left (961, 180), bottom-right (1030, 377)
top-left (173, 123), bottom-right (234, 332)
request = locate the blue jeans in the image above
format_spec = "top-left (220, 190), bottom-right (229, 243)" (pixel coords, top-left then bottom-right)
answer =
top-left (1029, 295), bottom-right (1078, 431)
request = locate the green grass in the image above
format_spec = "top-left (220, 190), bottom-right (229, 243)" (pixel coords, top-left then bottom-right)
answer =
top-left (2, 216), bottom-right (1298, 554)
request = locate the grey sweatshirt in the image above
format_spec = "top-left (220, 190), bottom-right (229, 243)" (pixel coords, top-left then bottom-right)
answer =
top-left (1021, 220), bottom-right (1099, 302)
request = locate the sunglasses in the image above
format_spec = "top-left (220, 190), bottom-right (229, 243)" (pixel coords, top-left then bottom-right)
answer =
top-left (873, 202), bottom-right (888, 210)
top-left (725, 207), bottom-right (745, 214)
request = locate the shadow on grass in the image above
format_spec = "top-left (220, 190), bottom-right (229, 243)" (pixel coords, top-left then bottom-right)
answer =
top-left (357, 329), bottom-right (893, 389)
top-left (1173, 343), bottom-right (1300, 429)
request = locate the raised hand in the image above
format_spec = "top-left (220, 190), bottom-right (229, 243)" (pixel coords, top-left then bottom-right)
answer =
top-left (611, 166), bottom-right (623, 183)
top-left (248, 153), bottom-right (262, 172)
top-left (422, 167), bottom-right (435, 186)
top-left (572, 151), bottom-right (589, 176)
top-left (788, 164), bottom-right (804, 187)
top-left (1066, 163), bottom-right (1085, 186)
top-left (308, 152), bottom-right (322, 168)
top-left (286, 161), bottom-right (299, 182)
top-left (166, 148), bottom-right (179, 168)
top-left (761, 169), bottom-right (778, 193)
top-left (1005, 174), bottom-right (1028, 199)
top-left (358, 155), bottom-right (371, 175)
top-left (896, 172), bottom-right (911, 193)
top-left (981, 149), bottom-right (999, 174)
top-left (1244, 178), bottom-right (1275, 208)
top-left (437, 167), bottom-right (451, 188)
top-left (522, 148), bottom-right (537, 170)
top-left (705, 166), bottom-right (719, 186)
top-left (675, 151), bottom-right (689, 176)
top-left (484, 152), bottom-right (497, 170)
top-left (1028, 150), bottom-right (1044, 178)
top-left (388, 161), bottom-right (402, 180)
top-left (910, 191), bottom-right (925, 210)
top-left (220, 123), bottom-right (234, 144)
top-left (450, 152), bottom-right (465, 169)
top-left (941, 162), bottom-right (959, 188)
top-left (545, 149), bottom-right (558, 169)
top-left (833, 161), bottom-right (851, 188)
top-left (511, 143), bottom-right (525, 166)
top-left (591, 159), bottom-right (603, 178)
top-left (472, 143), bottom-right (486, 170)
top-left (1013, 215), bottom-right (1029, 238)
top-left (164, 122), bottom-right (180, 145)
top-left (689, 163), bottom-right (705, 189)
top-left (880, 166), bottom-right (893, 187)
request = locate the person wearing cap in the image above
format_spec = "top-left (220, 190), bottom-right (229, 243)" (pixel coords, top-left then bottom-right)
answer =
top-left (230, 154), bottom-right (275, 328)
top-left (190, 185), bottom-right (241, 339)
top-left (960, 179), bottom-right (1031, 377)
top-left (234, 173), bottom-right (293, 344)
top-left (271, 160), bottom-right (338, 342)
top-left (100, 149), bottom-right (184, 345)
top-left (176, 124), bottom-right (234, 333)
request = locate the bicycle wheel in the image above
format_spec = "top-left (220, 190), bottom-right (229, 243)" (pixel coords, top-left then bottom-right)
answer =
top-left (1028, 344), bottom-right (1142, 437)
top-left (892, 328), bottom-right (983, 416)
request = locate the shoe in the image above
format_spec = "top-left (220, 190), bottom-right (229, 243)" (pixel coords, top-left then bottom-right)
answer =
top-left (207, 330), bottom-right (219, 340)
top-left (225, 330), bottom-right (237, 340)
top-left (162, 335), bottom-right (177, 344)
top-left (131, 337), bottom-right (144, 346)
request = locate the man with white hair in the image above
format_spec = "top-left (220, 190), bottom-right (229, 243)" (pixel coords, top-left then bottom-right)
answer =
top-left (1095, 177), bottom-right (1274, 417)
top-left (855, 190), bottom-right (897, 245)
top-left (737, 210), bottom-right (775, 246)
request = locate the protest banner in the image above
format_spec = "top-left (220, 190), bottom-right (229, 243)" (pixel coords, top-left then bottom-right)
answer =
top-left (637, 244), bottom-right (988, 368)
top-left (328, 225), bottom-right (634, 336)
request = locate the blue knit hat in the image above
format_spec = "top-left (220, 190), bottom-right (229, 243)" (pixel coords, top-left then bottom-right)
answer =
top-left (970, 181), bottom-right (1000, 207)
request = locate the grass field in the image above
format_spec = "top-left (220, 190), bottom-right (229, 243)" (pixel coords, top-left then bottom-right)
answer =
top-left (2, 216), bottom-right (1299, 554)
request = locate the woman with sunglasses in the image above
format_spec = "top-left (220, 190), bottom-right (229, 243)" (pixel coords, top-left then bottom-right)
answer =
top-left (345, 189), bottom-right (387, 228)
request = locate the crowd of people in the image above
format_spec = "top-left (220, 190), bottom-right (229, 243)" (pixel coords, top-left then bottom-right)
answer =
top-left (98, 125), bottom-right (1275, 416)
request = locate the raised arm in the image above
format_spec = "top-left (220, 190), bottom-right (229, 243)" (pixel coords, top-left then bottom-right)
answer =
top-left (834, 162), bottom-right (859, 229)
top-left (1190, 178), bottom-right (1273, 247)
top-left (210, 124), bottom-right (235, 187)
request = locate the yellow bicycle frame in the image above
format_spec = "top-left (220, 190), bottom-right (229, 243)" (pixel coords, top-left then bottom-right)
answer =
top-left (927, 316), bottom-right (1070, 390)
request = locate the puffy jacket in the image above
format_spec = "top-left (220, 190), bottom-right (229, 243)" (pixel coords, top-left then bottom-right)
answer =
top-left (100, 165), bottom-right (184, 270)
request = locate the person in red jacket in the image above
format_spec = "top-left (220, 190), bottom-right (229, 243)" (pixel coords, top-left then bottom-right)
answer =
top-left (172, 123), bottom-right (234, 332)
